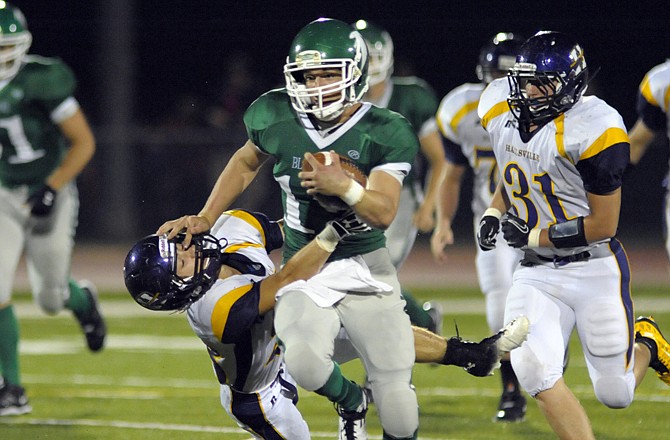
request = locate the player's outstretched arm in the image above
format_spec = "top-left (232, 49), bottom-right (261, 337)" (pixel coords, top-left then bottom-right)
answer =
top-left (414, 316), bottom-right (530, 377)
top-left (157, 140), bottom-right (269, 245)
top-left (257, 213), bottom-right (367, 313)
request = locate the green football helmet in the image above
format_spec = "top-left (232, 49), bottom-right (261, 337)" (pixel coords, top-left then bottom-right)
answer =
top-left (0, 3), bottom-right (31, 80)
top-left (284, 18), bottom-right (368, 121)
top-left (353, 20), bottom-right (393, 87)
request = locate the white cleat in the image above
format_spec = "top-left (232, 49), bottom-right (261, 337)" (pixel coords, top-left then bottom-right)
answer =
top-left (496, 316), bottom-right (530, 354)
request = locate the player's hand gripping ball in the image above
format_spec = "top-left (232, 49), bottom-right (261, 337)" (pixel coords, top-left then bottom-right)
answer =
top-left (301, 151), bottom-right (368, 213)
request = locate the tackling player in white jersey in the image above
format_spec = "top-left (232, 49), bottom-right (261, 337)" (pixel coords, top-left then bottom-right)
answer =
top-left (125, 209), bottom-right (530, 439)
top-left (477, 30), bottom-right (670, 440)
top-left (124, 210), bottom-right (355, 439)
top-left (433, 32), bottom-right (526, 422)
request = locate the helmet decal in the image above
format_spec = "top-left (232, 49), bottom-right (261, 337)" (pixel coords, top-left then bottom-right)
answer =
top-left (353, 20), bottom-right (393, 87)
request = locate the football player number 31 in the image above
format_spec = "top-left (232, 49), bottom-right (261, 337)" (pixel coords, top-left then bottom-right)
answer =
top-left (504, 163), bottom-right (570, 228)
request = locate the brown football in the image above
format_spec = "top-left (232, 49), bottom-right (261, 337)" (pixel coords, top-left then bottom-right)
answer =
top-left (301, 151), bottom-right (368, 213)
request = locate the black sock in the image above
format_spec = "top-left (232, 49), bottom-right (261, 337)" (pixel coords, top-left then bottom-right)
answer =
top-left (500, 360), bottom-right (520, 394)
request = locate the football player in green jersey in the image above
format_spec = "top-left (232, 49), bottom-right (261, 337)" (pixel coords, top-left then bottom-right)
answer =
top-left (354, 19), bottom-right (446, 336)
top-left (157, 17), bottom-right (423, 440)
top-left (0, 3), bottom-right (106, 416)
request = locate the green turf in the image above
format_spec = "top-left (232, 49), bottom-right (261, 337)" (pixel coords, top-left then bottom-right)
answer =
top-left (1, 288), bottom-right (668, 440)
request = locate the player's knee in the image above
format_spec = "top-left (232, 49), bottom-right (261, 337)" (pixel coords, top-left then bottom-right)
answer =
top-left (36, 289), bottom-right (65, 315)
top-left (283, 343), bottom-right (330, 391)
top-left (375, 383), bottom-right (418, 438)
top-left (512, 346), bottom-right (560, 396)
top-left (594, 376), bottom-right (634, 408)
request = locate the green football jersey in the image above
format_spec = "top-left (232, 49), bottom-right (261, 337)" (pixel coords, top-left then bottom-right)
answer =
top-left (0, 55), bottom-right (77, 190)
top-left (381, 77), bottom-right (440, 187)
top-left (244, 89), bottom-right (420, 261)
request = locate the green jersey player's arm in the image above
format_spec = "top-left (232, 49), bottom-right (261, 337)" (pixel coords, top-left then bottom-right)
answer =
top-left (48, 109), bottom-right (96, 190)
top-left (156, 140), bottom-right (269, 243)
top-left (198, 141), bottom-right (269, 227)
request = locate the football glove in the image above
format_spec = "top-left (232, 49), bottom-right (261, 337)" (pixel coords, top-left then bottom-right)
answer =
top-left (477, 213), bottom-right (500, 251)
top-left (331, 209), bottom-right (372, 237)
top-left (27, 184), bottom-right (57, 217)
top-left (501, 213), bottom-right (530, 248)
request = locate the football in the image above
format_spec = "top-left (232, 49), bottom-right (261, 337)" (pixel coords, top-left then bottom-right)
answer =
top-left (301, 151), bottom-right (368, 213)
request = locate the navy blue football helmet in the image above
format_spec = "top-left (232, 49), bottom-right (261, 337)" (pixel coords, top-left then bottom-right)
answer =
top-left (507, 31), bottom-right (588, 133)
top-left (123, 234), bottom-right (224, 311)
top-left (476, 32), bottom-right (523, 84)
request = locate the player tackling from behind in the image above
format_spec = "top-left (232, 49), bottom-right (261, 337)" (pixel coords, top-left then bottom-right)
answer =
top-left (127, 209), bottom-right (529, 439)
top-left (477, 30), bottom-right (670, 439)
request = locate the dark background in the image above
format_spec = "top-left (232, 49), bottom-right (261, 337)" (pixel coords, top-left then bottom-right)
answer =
top-left (15, 1), bottom-right (670, 246)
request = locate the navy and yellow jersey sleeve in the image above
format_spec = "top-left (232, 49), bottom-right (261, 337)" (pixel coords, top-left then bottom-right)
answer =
top-left (247, 211), bottom-right (283, 252)
top-left (636, 61), bottom-right (670, 132)
top-left (210, 209), bottom-right (278, 280)
top-left (443, 137), bottom-right (469, 166)
top-left (243, 88), bottom-right (295, 153)
top-left (568, 97), bottom-right (630, 195)
top-left (187, 276), bottom-right (262, 344)
top-left (637, 90), bottom-right (667, 132)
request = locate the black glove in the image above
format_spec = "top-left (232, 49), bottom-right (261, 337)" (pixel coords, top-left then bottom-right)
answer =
top-left (330, 210), bottom-right (372, 238)
top-left (501, 213), bottom-right (530, 248)
top-left (477, 214), bottom-right (500, 251)
top-left (27, 185), bottom-right (57, 217)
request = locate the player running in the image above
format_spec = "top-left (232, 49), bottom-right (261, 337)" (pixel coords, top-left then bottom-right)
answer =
top-left (477, 30), bottom-right (670, 439)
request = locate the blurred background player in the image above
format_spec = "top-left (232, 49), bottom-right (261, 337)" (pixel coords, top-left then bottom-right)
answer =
top-left (354, 19), bottom-right (446, 335)
top-left (628, 59), bottom-right (670, 262)
top-left (477, 30), bottom-right (670, 439)
top-left (0, 3), bottom-right (105, 416)
top-left (432, 32), bottom-right (526, 422)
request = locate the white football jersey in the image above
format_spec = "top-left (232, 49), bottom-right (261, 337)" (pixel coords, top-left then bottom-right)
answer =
top-left (478, 78), bottom-right (630, 258)
top-left (186, 210), bottom-right (281, 393)
top-left (638, 60), bottom-right (670, 173)
top-left (437, 82), bottom-right (498, 218)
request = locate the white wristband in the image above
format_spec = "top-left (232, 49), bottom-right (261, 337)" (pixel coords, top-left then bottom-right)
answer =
top-left (315, 223), bottom-right (339, 252)
top-left (483, 207), bottom-right (503, 219)
top-left (527, 228), bottom-right (541, 248)
top-left (341, 180), bottom-right (365, 206)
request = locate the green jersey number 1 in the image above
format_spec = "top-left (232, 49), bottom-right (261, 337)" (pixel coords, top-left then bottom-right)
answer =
top-left (1, 115), bottom-right (45, 164)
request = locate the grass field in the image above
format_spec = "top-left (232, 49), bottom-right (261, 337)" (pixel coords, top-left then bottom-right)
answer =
top-left (1, 286), bottom-right (669, 440)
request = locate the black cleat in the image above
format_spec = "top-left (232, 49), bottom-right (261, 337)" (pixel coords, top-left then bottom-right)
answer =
top-left (0, 379), bottom-right (32, 416)
top-left (445, 316), bottom-right (530, 377)
top-left (74, 280), bottom-right (107, 352)
top-left (494, 391), bottom-right (527, 422)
